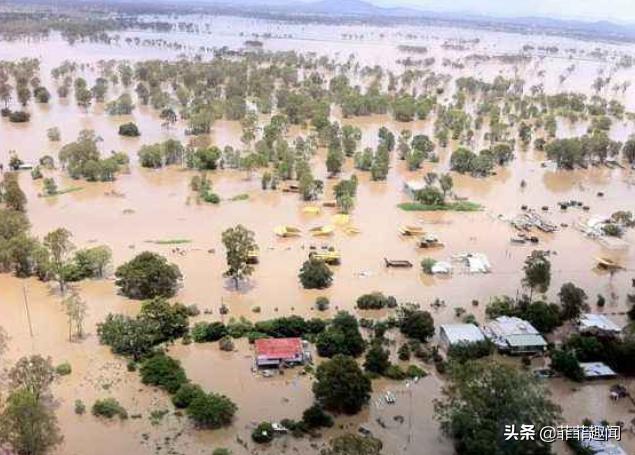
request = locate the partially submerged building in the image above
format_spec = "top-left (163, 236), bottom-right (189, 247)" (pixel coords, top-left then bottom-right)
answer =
top-left (439, 324), bottom-right (486, 348)
top-left (403, 180), bottom-right (426, 199)
top-left (254, 338), bottom-right (308, 368)
top-left (580, 362), bottom-right (617, 380)
top-left (484, 316), bottom-right (547, 354)
top-left (578, 314), bottom-right (622, 337)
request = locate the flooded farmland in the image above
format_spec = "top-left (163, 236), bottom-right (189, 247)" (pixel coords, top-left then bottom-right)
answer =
top-left (1, 6), bottom-right (635, 455)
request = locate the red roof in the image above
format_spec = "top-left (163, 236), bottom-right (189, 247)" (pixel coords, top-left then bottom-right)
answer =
top-left (255, 337), bottom-right (302, 359)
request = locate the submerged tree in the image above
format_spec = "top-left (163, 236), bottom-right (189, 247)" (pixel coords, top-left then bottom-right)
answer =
top-left (221, 225), bottom-right (257, 289)
top-left (435, 360), bottom-right (561, 455)
top-left (522, 251), bottom-right (551, 301)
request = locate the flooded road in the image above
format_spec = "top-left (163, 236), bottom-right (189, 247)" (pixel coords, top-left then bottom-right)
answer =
top-left (1, 15), bottom-right (635, 455)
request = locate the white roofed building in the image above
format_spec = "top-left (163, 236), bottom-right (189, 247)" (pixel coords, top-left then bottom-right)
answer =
top-left (484, 316), bottom-right (547, 354)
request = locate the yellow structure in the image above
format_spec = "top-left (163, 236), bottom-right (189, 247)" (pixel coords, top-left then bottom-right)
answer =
top-left (274, 226), bottom-right (302, 237)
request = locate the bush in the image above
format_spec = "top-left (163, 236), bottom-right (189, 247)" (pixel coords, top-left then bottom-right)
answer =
top-left (252, 422), bottom-right (274, 443)
top-left (302, 404), bottom-right (334, 429)
top-left (186, 392), bottom-right (237, 429)
top-left (172, 383), bottom-right (205, 409)
top-left (316, 296), bottom-right (330, 311)
top-left (55, 362), bottom-right (72, 376)
top-left (405, 364), bottom-right (427, 378)
top-left (139, 353), bottom-right (188, 394)
top-left (74, 399), bottom-right (86, 415)
top-left (92, 398), bottom-right (128, 419)
top-left (356, 292), bottom-right (395, 310)
top-left (212, 449), bottom-right (232, 455)
top-left (219, 336), bottom-right (234, 351)
top-left (8, 111), bottom-right (30, 123)
top-left (299, 259), bottom-right (333, 289)
top-left (398, 343), bottom-right (411, 361)
top-left (384, 364), bottom-right (407, 380)
top-left (118, 122), bottom-right (140, 137)
top-left (447, 340), bottom-right (494, 362)
top-left (191, 321), bottom-right (227, 343)
top-left (115, 251), bottom-right (182, 299)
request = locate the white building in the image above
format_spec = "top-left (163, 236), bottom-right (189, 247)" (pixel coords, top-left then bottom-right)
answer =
top-left (579, 314), bottom-right (622, 336)
top-left (483, 316), bottom-right (547, 354)
top-left (403, 180), bottom-right (426, 199)
top-left (439, 324), bottom-right (486, 348)
top-left (580, 362), bottom-right (617, 380)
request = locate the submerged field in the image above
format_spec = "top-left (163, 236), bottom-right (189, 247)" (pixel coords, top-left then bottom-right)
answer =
top-left (1, 11), bottom-right (635, 455)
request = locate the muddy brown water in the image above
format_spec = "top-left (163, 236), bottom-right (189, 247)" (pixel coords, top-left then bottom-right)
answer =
top-left (2, 16), bottom-right (635, 455)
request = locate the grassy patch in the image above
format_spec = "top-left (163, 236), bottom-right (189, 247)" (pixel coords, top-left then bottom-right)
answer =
top-left (41, 187), bottom-right (83, 198)
top-left (230, 193), bottom-right (249, 201)
top-left (398, 201), bottom-right (482, 212)
top-left (145, 239), bottom-right (192, 245)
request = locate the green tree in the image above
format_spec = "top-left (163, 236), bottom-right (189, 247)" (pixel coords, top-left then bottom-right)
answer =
top-left (8, 355), bottom-right (55, 402)
top-left (115, 252), bottom-right (182, 299)
top-left (62, 291), bottom-right (87, 341)
top-left (186, 392), bottom-right (237, 429)
top-left (313, 355), bottom-right (372, 414)
top-left (550, 350), bottom-right (584, 382)
top-left (0, 389), bottom-right (62, 455)
top-left (139, 353), bottom-right (187, 394)
top-left (2, 173), bottom-right (27, 212)
top-left (558, 283), bottom-right (588, 321)
top-left (364, 341), bottom-right (390, 374)
top-left (316, 312), bottom-right (365, 358)
top-left (43, 228), bottom-right (74, 294)
top-left (522, 251), bottom-right (551, 301)
top-left (398, 306), bottom-right (435, 342)
top-left (299, 258), bottom-right (333, 289)
top-left (221, 225), bottom-right (257, 289)
top-left (435, 360), bottom-right (561, 455)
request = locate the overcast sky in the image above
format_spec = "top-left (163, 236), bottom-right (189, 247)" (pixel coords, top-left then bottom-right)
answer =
top-left (369, 0), bottom-right (635, 23)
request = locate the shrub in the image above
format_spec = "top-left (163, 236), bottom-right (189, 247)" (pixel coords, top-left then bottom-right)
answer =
top-left (219, 336), bottom-right (234, 351)
top-left (8, 111), bottom-right (30, 123)
top-left (405, 364), bottom-right (427, 378)
top-left (364, 342), bottom-right (390, 374)
top-left (191, 321), bottom-right (227, 343)
top-left (212, 449), bottom-right (232, 455)
top-left (55, 362), bottom-right (72, 376)
top-left (384, 364), bottom-right (407, 380)
top-left (186, 392), bottom-right (237, 429)
top-left (302, 404), bottom-right (334, 429)
top-left (447, 340), bottom-right (494, 362)
top-left (172, 383), bottom-right (205, 409)
top-left (398, 343), bottom-right (411, 361)
top-left (299, 258), bottom-right (333, 289)
top-left (139, 353), bottom-right (188, 394)
top-left (316, 296), bottom-right (330, 311)
top-left (356, 292), bottom-right (395, 310)
top-left (252, 422), bottom-right (274, 443)
top-left (118, 122), bottom-right (140, 137)
top-left (74, 399), bottom-right (86, 415)
top-left (421, 257), bottom-right (437, 274)
top-left (92, 398), bottom-right (128, 419)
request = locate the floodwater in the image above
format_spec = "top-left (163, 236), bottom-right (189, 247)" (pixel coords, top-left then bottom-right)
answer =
top-left (1, 14), bottom-right (635, 455)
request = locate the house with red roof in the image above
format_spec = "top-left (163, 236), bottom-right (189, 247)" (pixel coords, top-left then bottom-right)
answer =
top-left (254, 337), bottom-right (307, 368)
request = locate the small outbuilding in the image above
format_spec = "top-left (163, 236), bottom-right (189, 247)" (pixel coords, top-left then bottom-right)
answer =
top-left (578, 314), bottom-right (622, 336)
top-left (484, 316), bottom-right (547, 354)
top-left (403, 180), bottom-right (426, 199)
top-left (439, 324), bottom-right (485, 348)
top-left (254, 337), bottom-right (306, 368)
top-left (580, 362), bottom-right (617, 380)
